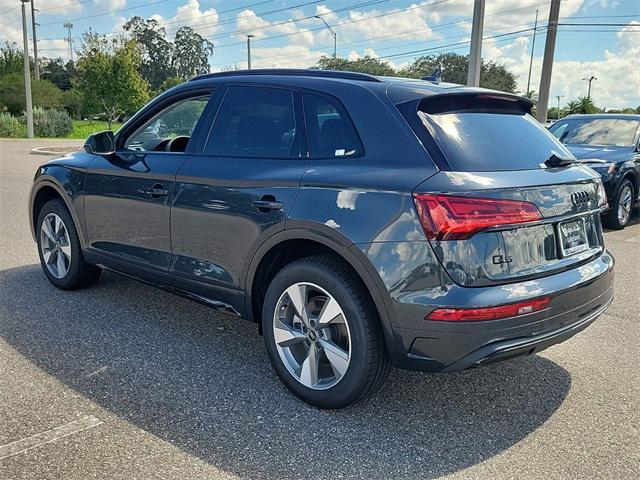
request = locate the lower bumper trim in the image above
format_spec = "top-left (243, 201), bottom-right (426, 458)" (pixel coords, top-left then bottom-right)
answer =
top-left (431, 296), bottom-right (613, 373)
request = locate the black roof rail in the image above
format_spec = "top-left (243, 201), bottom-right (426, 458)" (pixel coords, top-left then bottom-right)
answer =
top-left (189, 68), bottom-right (382, 83)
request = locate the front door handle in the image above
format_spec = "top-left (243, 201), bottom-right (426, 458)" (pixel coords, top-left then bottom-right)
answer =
top-left (144, 184), bottom-right (169, 198)
top-left (252, 199), bottom-right (284, 211)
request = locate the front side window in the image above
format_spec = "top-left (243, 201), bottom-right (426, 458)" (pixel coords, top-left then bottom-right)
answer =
top-left (125, 95), bottom-right (210, 152)
top-left (549, 118), bottom-right (640, 146)
top-left (302, 92), bottom-right (363, 158)
top-left (206, 86), bottom-right (300, 158)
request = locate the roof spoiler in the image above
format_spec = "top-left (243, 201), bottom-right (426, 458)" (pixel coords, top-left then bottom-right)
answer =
top-left (418, 91), bottom-right (534, 115)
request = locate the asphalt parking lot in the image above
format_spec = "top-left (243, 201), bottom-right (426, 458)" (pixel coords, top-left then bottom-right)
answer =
top-left (1, 139), bottom-right (638, 480)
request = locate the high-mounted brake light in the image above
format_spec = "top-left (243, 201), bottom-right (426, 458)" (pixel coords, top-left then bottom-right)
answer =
top-left (413, 194), bottom-right (542, 241)
top-left (426, 297), bottom-right (551, 322)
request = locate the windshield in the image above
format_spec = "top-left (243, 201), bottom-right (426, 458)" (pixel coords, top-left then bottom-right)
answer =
top-left (421, 111), bottom-right (572, 172)
top-left (549, 118), bottom-right (640, 146)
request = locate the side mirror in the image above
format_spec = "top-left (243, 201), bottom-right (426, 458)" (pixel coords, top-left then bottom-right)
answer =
top-left (84, 130), bottom-right (115, 155)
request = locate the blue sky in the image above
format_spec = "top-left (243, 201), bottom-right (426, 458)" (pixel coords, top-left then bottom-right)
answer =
top-left (1, 0), bottom-right (638, 108)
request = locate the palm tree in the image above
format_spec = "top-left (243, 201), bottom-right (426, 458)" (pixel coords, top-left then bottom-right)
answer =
top-left (577, 95), bottom-right (598, 114)
top-left (566, 99), bottom-right (581, 115)
top-left (523, 90), bottom-right (538, 103)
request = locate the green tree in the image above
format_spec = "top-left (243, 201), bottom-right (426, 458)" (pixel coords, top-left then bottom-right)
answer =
top-left (566, 96), bottom-right (598, 115)
top-left (314, 55), bottom-right (396, 76)
top-left (173, 27), bottom-right (214, 80)
top-left (61, 89), bottom-right (84, 119)
top-left (40, 58), bottom-right (76, 90)
top-left (158, 76), bottom-right (182, 93)
top-left (0, 72), bottom-right (63, 115)
top-left (76, 32), bottom-right (150, 128)
top-left (124, 16), bottom-right (175, 89)
top-left (399, 53), bottom-right (518, 93)
top-left (0, 42), bottom-right (25, 77)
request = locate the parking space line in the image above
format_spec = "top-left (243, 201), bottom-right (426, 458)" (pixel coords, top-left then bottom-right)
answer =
top-left (0, 416), bottom-right (103, 460)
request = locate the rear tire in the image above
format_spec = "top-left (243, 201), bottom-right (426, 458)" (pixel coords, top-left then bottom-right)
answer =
top-left (604, 179), bottom-right (634, 230)
top-left (36, 199), bottom-right (101, 290)
top-left (262, 255), bottom-right (390, 409)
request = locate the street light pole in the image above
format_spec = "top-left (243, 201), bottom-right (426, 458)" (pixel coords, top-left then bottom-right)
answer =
top-left (536, 0), bottom-right (561, 123)
top-left (467, 0), bottom-right (485, 87)
top-left (315, 15), bottom-right (336, 58)
top-left (30, 0), bottom-right (39, 80)
top-left (556, 94), bottom-right (563, 119)
top-left (526, 9), bottom-right (538, 96)
top-left (246, 34), bottom-right (254, 70)
top-left (582, 75), bottom-right (597, 99)
top-left (21, 0), bottom-right (34, 139)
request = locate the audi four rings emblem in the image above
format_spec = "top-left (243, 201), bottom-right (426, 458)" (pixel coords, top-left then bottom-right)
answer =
top-left (571, 191), bottom-right (590, 206)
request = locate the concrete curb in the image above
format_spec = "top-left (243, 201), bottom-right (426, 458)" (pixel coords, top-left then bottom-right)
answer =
top-left (30, 146), bottom-right (82, 156)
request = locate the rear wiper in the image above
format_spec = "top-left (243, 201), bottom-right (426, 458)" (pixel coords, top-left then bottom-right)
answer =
top-left (544, 152), bottom-right (575, 168)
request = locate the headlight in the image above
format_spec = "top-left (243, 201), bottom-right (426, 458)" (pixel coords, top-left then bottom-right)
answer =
top-left (596, 179), bottom-right (608, 208)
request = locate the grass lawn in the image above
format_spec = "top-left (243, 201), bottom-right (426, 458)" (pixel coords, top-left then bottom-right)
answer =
top-left (69, 120), bottom-right (122, 139)
top-left (1, 120), bottom-right (122, 140)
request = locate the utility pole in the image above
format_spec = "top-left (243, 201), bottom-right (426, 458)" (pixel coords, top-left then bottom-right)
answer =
top-left (583, 75), bottom-right (597, 99)
top-left (21, 0), bottom-right (34, 138)
top-left (315, 15), bottom-right (337, 58)
top-left (536, 0), bottom-right (561, 123)
top-left (556, 94), bottom-right (563, 119)
top-left (246, 34), bottom-right (254, 70)
top-left (526, 9), bottom-right (538, 96)
top-left (30, 0), bottom-right (39, 79)
top-left (63, 22), bottom-right (73, 61)
top-left (467, 0), bottom-right (485, 87)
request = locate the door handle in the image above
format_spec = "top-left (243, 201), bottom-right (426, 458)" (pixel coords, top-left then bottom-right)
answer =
top-left (252, 199), bottom-right (284, 211)
top-left (144, 184), bottom-right (169, 198)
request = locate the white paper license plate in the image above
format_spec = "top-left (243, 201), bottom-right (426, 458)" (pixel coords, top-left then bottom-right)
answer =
top-left (558, 218), bottom-right (589, 257)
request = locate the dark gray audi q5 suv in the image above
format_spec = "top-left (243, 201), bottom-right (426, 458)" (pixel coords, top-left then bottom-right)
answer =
top-left (29, 69), bottom-right (614, 408)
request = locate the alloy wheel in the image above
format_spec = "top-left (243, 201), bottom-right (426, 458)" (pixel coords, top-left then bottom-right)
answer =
top-left (618, 185), bottom-right (633, 226)
top-left (273, 282), bottom-right (351, 390)
top-left (40, 213), bottom-right (71, 279)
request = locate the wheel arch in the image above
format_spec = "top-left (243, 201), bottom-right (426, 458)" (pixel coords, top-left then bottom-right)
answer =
top-left (30, 180), bottom-right (86, 247)
top-left (243, 225), bottom-right (397, 354)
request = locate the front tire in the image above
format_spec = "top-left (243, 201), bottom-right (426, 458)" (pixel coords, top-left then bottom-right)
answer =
top-left (36, 199), bottom-right (101, 289)
top-left (262, 255), bottom-right (390, 409)
top-left (604, 179), bottom-right (634, 230)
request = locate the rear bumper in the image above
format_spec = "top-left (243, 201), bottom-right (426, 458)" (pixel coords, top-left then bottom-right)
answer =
top-left (384, 251), bottom-right (615, 372)
top-left (439, 295), bottom-right (611, 372)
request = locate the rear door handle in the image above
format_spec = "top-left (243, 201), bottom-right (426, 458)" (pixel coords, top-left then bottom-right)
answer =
top-left (144, 184), bottom-right (169, 198)
top-left (252, 200), bottom-right (284, 211)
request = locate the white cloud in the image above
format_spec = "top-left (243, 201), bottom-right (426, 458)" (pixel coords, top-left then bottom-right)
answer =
top-left (94, 0), bottom-right (126, 12)
top-left (484, 20), bottom-right (640, 109)
top-left (248, 44), bottom-right (325, 69)
top-left (153, 0), bottom-right (219, 39)
top-left (0, 1), bottom-right (86, 60)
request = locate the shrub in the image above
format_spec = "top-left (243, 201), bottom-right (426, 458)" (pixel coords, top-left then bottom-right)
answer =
top-left (0, 72), bottom-right (63, 115)
top-left (32, 107), bottom-right (73, 137)
top-left (0, 112), bottom-right (21, 137)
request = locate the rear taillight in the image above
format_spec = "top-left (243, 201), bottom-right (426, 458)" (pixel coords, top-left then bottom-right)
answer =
top-left (426, 297), bottom-right (551, 322)
top-left (413, 194), bottom-right (542, 240)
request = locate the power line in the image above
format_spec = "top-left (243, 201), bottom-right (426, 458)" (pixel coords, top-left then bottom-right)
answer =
top-left (211, 18), bottom-right (543, 68)
top-left (37, 0), bottom-right (172, 27)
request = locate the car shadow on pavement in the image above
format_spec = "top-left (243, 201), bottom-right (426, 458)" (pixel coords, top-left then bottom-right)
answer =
top-left (0, 265), bottom-right (572, 480)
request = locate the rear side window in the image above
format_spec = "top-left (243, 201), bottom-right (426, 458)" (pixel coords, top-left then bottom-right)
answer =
top-left (549, 118), bottom-right (640, 146)
top-left (207, 86), bottom-right (300, 158)
top-left (401, 95), bottom-right (573, 172)
top-left (302, 92), bottom-right (363, 158)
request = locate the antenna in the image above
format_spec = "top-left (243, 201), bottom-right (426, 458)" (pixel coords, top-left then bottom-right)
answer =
top-left (421, 67), bottom-right (442, 84)
top-left (63, 22), bottom-right (73, 61)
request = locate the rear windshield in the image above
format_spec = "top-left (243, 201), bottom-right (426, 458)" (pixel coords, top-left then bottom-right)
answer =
top-left (418, 110), bottom-right (572, 171)
top-left (549, 118), bottom-right (640, 146)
